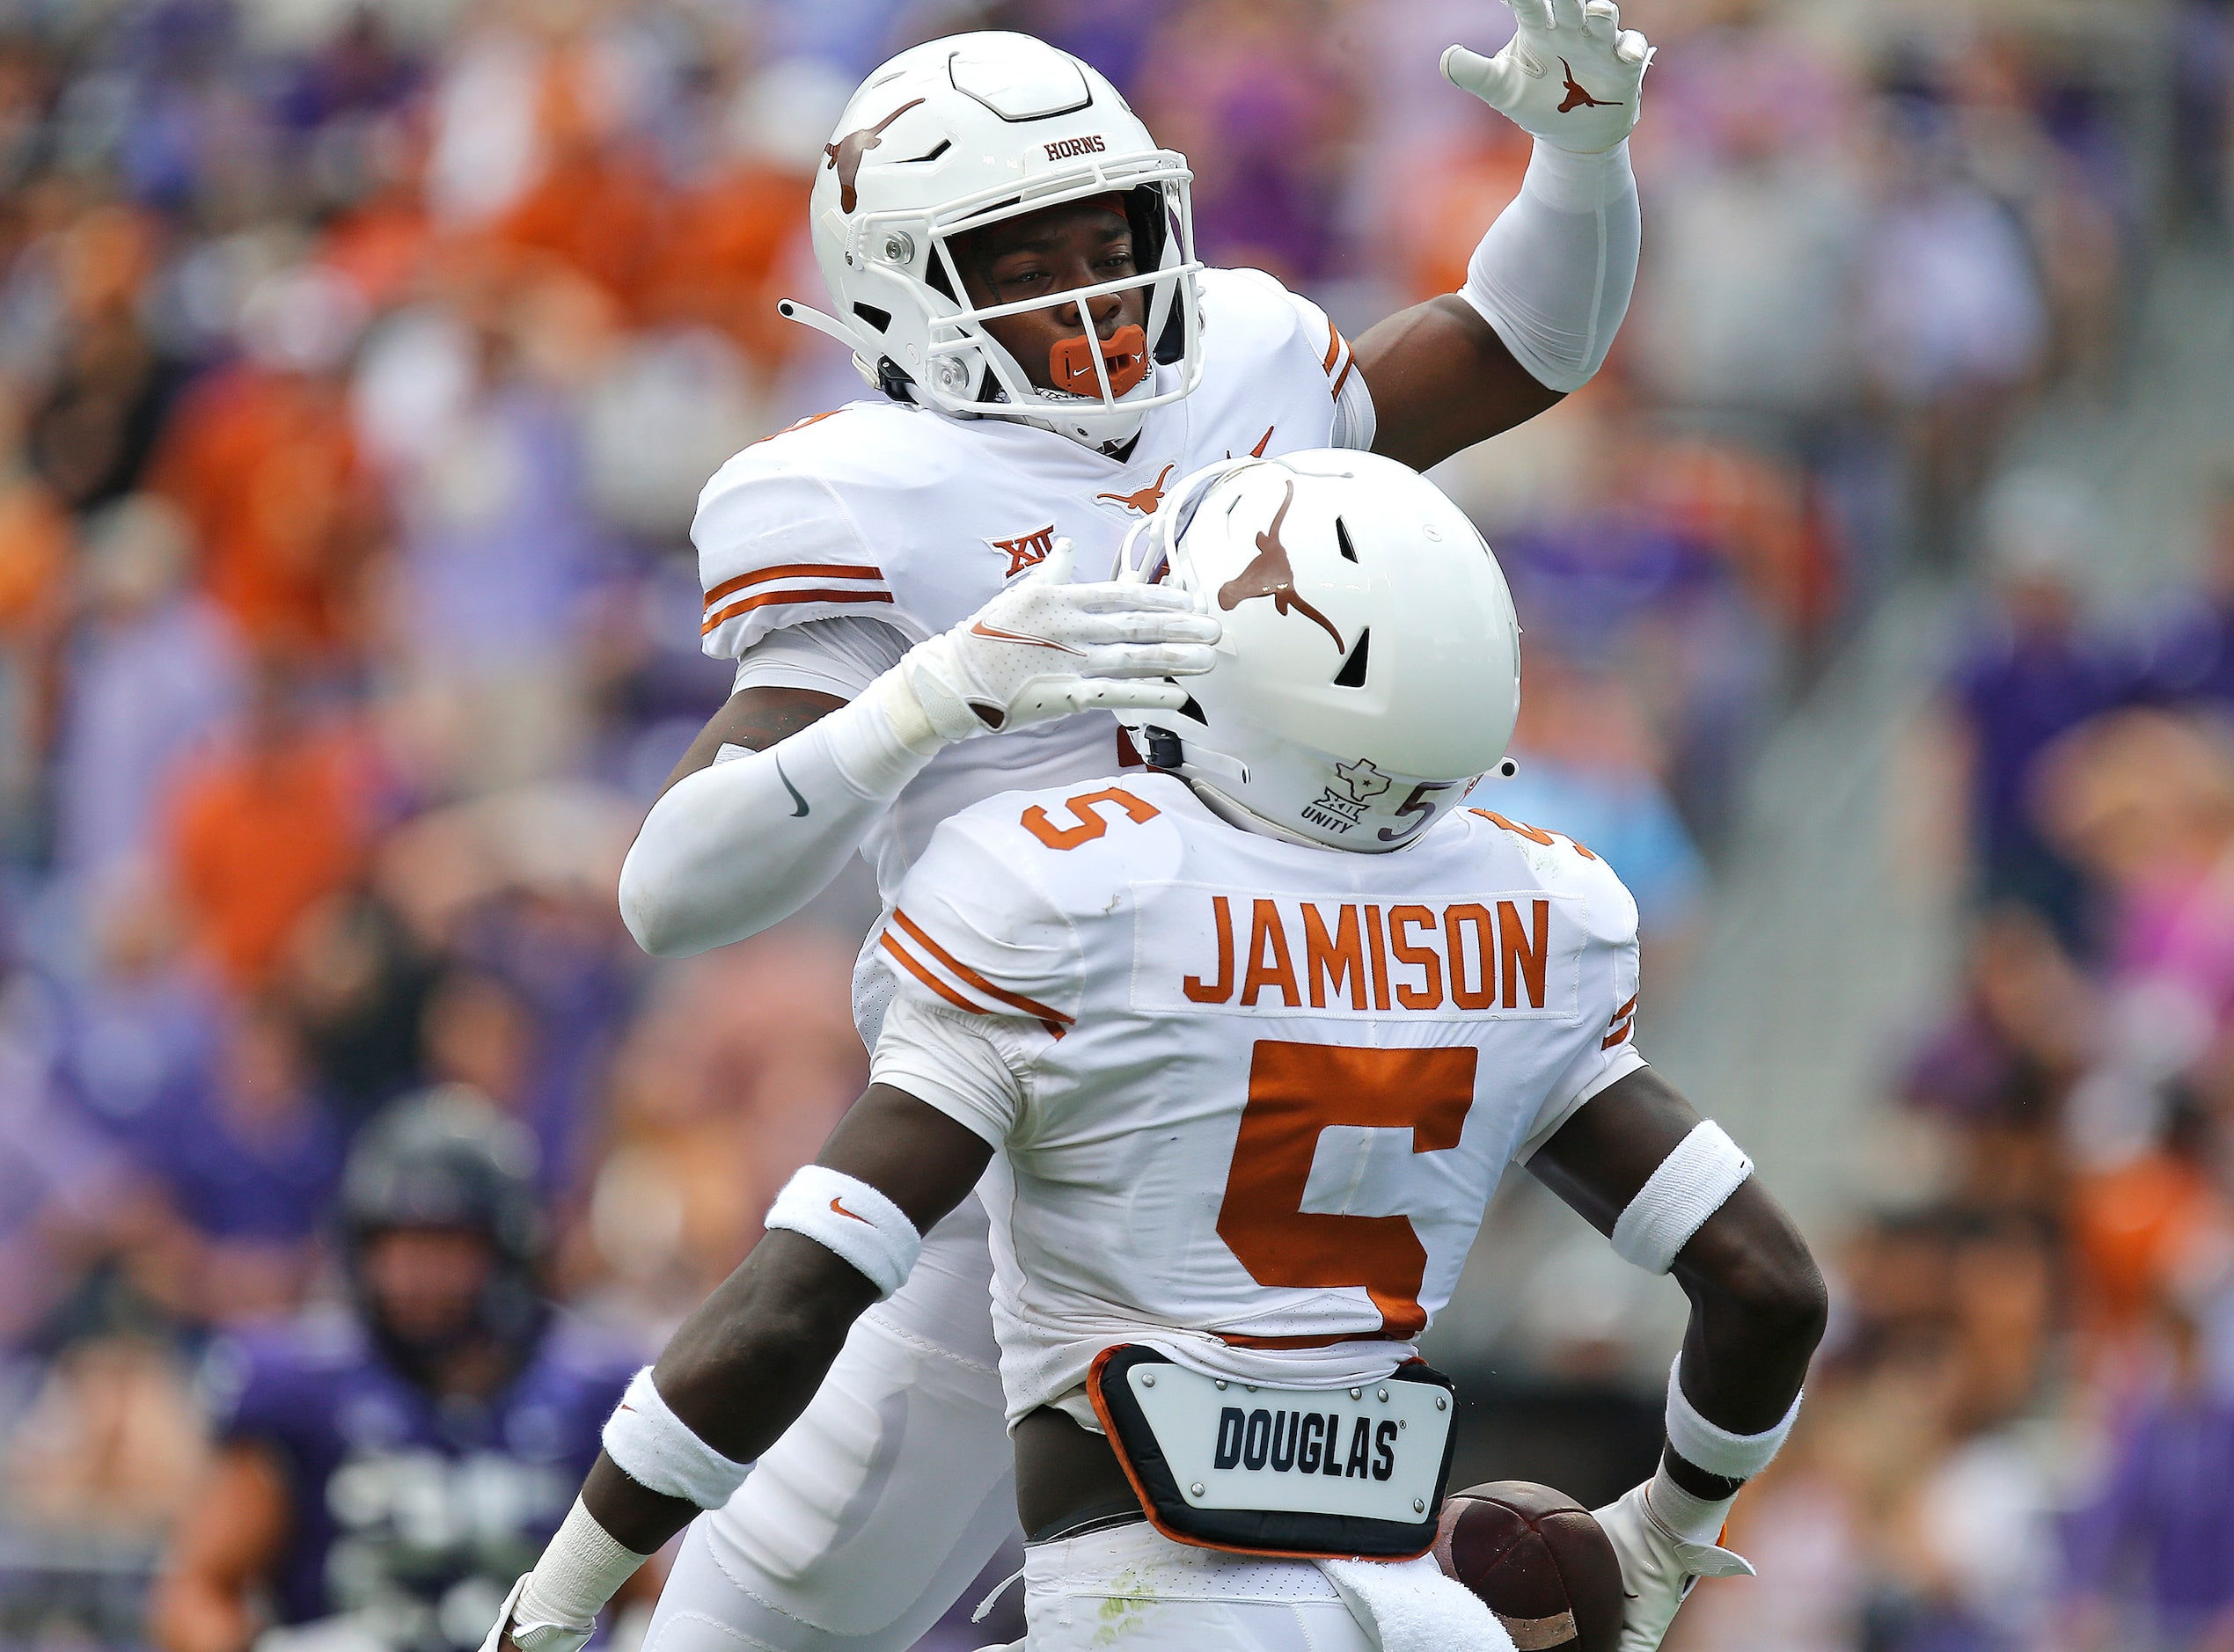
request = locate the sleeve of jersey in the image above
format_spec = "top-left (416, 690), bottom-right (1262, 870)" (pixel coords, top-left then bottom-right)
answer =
top-left (692, 459), bottom-right (896, 661)
top-left (1513, 852), bottom-right (1647, 1162)
top-left (1221, 269), bottom-right (1378, 451)
top-left (874, 815), bottom-right (1083, 1044)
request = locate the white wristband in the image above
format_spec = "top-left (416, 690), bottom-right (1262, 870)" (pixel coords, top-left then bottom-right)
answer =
top-left (1609, 1121), bottom-right (1753, 1275)
top-left (1664, 1354), bottom-right (1801, 1482)
top-left (601, 1366), bottom-right (751, 1509)
top-left (1643, 1460), bottom-right (1739, 1547)
top-left (516, 1498), bottom-right (651, 1637)
top-left (765, 1165), bottom-right (922, 1299)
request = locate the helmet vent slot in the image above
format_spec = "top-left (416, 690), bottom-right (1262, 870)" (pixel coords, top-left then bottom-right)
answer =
top-left (899, 139), bottom-right (951, 164)
top-left (1335, 517), bottom-right (1359, 562)
top-left (852, 302), bottom-right (892, 333)
top-left (1176, 692), bottom-right (1209, 724)
top-left (1334, 629), bottom-right (1370, 689)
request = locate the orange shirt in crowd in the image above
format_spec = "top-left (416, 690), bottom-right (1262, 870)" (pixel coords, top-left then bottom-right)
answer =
top-left (641, 163), bottom-right (814, 361)
top-left (495, 141), bottom-right (667, 319)
top-left (2068, 1150), bottom-right (2229, 1360)
top-left (162, 730), bottom-right (369, 989)
top-left (147, 365), bottom-right (377, 658)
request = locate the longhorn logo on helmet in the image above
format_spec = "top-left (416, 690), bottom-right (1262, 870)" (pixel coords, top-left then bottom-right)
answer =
top-left (1218, 481), bottom-right (1345, 650)
top-left (824, 99), bottom-right (925, 212)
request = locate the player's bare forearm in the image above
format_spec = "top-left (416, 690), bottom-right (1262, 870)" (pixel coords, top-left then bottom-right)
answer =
top-left (150, 1444), bottom-right (291, 1652)
top-left (1356, 296), bottom-right (1564, 471)
top-left (1529, 1068), bottom-right (1827, 1495)
top-left (657, 684), bottom-right (846, 798)
top-left (581, 1085), bottom-right (993, 1553)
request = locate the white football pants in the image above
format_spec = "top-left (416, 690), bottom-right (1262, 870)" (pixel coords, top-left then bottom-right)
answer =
top-left (1019, 1522), bottom-right (1374, 1651)
top-left (640, 1196), bottom-right (1017, 1652)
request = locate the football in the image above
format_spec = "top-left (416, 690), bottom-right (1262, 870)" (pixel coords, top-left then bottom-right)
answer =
top-left (1433, 1481), bottom-right (1625, 1652)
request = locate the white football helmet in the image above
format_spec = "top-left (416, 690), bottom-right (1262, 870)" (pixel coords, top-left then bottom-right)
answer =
top-left (780, 32), bottom-right (1205, 447)
top-left (1118, 451), bottom-right (1522, 853)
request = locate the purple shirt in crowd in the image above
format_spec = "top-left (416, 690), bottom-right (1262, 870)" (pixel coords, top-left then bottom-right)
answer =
top-left (204, 1311), bottom-right (636, 1645)
top-left (2063, 1393), bottom-right (2234, 1637)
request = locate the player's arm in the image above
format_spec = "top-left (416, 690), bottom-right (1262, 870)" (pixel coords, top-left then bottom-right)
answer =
top-left (149, 1443), bottom-right (291, 1652)
top-left (1354, 0), bottom-right (1651, 471)
top-left (482, 1084), bottom-right (991, 1652)
top-left (1527, 1065), bottom-right (1827, 1650)
top-left (617, 537), bottom-right (1217, 956)
top-left (656, 684), bottom-right (846, 798)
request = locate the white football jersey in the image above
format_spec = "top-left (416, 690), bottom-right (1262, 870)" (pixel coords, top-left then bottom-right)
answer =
top-left (692, 267), bottom-right (1370, 906)
top-left (868, 774), bottom-right (1646, 1425)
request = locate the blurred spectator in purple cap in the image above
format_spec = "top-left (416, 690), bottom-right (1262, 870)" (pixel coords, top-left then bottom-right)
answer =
top-left (131, 996), bottom-right (341, 1329)
top-left (1935, 470), bottom-right (2137, 947)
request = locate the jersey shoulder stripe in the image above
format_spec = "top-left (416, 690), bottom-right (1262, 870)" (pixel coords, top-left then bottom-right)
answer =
top-left (881, 905), bottom-right (1073, 1039)
top-left (699, 561), bottom-right (891, 636)
top-left (1199, 267), bottom-right (1351, 406)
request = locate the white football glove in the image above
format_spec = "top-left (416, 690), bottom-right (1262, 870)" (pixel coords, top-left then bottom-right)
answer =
top-left (1443, 0), bottom-right (1655, 154)
top-left (479, 1575), bottom-right (592, 1652)
top-left (1591, 1480), bottom-right (1754, 1652)
top-left (900, 536), bottom-right (1219, 743)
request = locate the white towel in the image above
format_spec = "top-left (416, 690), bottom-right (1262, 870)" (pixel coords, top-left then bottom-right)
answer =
top-left (1316, 1555), bottom-right (1517, 1652)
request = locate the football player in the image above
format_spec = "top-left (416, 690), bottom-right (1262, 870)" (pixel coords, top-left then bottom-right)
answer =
top-left (491, 454), bottom-right (1827, 1652)
top-left (613, 9), bottom-right (1656, 1648)
top-left (151, 1091), bottom-right (647, 1652)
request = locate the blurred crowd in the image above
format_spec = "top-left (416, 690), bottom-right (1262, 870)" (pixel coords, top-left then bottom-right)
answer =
top-left (1675, 472), bottom-right (2234, 1652)
top-left (0, 0), bottom-right (2212, 1648)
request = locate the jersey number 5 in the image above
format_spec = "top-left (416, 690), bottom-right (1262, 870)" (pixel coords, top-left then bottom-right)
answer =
top-left (1216, 1041), bottom-right (1478, 1342)
top-left (1021, 786), bottom-right (1160, 850)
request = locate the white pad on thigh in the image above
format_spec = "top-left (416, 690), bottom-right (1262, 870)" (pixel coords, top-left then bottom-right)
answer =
top-left (1024, 1523), bottom-right (1376, 1652)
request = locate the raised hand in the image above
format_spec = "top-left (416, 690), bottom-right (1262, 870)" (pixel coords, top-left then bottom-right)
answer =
top-left (1442, 0), bottom-right (1655, 154)
top-left (901, 537), bottom-right (1220, 742)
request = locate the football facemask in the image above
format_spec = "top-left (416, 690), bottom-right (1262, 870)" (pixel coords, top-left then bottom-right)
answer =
top-left (784, 32), bottom-right (1206, 448)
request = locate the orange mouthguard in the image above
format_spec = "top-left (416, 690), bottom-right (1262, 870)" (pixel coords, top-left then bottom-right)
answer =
top-left (1049, 324), bottom-right (1148, 398)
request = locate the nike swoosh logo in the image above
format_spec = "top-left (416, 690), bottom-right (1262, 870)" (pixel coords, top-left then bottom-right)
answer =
top-left (970, 619), bottom-right (1083, 654)
top-left (774, 750), bottom-right (809, 817)
top-left (830, 1196), bottom-right (871, 1224)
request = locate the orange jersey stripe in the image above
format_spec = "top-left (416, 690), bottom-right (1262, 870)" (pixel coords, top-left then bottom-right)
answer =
top-left (1321, 325), bottom-right (1346, 375)
top-left (890, 907), bottom-right (1073, 1030)
top-left (1330, 353), bottom-right (1355, 403)
top-left (701, 586), bottom-right (896, 636)
top-left (703, 562), bottom-right (887, 610)
top-left (878, 932), bottom-right (985, 1018)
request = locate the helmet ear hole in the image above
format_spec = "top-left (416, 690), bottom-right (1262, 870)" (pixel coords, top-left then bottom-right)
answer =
top-left (1335, 517), bottom-right (1359, 563)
